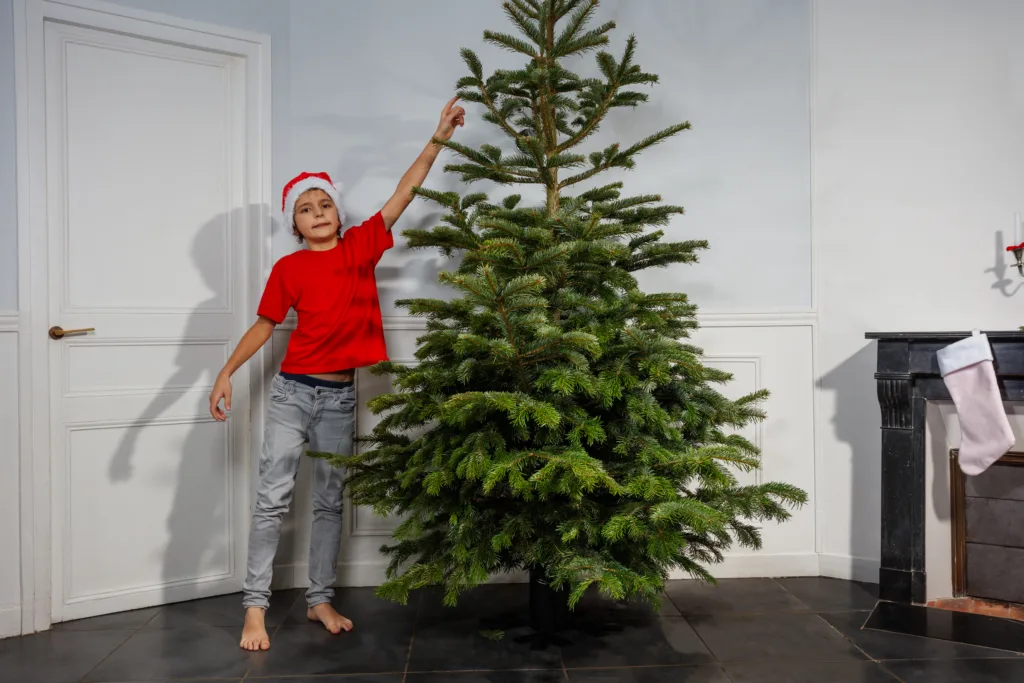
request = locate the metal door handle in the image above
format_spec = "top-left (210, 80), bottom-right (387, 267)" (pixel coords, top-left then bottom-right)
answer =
top-left (48, 326), bottom-right (95, 340)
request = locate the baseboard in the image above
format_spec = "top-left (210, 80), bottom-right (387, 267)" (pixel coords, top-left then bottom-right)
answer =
top-left (0, 606), bottom-right (21, 639)
top-left (272, 561), bottom-right (391, 589)
top-left (817, 553), bottom-right (879, 583)
top-left (269, 553), bottom-right (823, 592)
top-left (669, 553), bottom-right (821, 580)
top-left (272, 553), bottom-right (824, 590)
top-left (0, 312), bottom-right (18, 332)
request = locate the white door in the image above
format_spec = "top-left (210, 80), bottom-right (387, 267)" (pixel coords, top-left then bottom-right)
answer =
top-left (32, 6), bottom-right (267, 622)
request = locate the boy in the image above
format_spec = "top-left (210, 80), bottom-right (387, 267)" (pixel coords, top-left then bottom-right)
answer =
top-left (209, 96), bottom-right (466, 651)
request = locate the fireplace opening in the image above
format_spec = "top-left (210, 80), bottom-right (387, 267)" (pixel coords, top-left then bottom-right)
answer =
top-left (951, 449), bottom-right (1024, 607)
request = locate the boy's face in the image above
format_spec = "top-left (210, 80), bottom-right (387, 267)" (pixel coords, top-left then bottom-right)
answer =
top-left (293, 188), bottom-right (341, 245)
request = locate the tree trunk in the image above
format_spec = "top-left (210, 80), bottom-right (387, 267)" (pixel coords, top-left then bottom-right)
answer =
top-left (528, 567), bottom-right (570, 633)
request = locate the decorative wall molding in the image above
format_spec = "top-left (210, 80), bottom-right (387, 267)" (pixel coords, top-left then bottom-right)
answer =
top-left (0, 320), bottom-right (21, 638)
top-left (701, 354), bottom-right (764, 485)
top-left (698, 310), bottom-right (817, 328)
top-left (272, 310), bottom-right (819, 334)
top-left (271, 560), bottom-right (391, 589)
top-left (0, 607), bottom-right (21, 640)
top-left (0, 312), bottom-right (19, 333)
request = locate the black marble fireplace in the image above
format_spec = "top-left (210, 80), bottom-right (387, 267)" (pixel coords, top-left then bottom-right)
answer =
top-left (866, 331), bottom-right (1024, 605)
top-left (863, 331), bottom-right (1024, 653)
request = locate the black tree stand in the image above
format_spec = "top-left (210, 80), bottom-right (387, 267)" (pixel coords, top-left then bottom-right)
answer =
top-left (514, 567), bottom-right (573, 646)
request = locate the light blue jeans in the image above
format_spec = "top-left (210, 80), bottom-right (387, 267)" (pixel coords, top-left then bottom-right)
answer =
top-left (242, 373), bottom-right (355, 609)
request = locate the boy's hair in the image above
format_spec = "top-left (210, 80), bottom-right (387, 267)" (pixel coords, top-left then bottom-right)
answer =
top-left (282, 171), bottom-right (346, 243)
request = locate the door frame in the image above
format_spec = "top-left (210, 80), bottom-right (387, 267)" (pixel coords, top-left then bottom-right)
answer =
top-left (13, 0), bottom-right (272, 634)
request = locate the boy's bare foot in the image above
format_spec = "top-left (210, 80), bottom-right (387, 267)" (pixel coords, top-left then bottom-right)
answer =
top-left (240, 607), bottom-right (271, 651)
top-left (307, 602), bottom-right (353, 634)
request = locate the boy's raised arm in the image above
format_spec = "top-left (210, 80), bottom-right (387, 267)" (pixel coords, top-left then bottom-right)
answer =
top-left (381, 96), bottom-right (465, 231)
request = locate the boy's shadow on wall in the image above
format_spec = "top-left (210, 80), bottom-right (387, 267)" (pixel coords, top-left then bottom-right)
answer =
top-left (106, 204), bottom-right (280, 632)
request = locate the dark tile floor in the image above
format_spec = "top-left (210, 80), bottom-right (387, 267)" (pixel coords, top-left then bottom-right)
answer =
top-left (3, 577), bottom-right (1024, 682)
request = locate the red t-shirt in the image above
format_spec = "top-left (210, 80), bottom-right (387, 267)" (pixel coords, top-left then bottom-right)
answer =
top-left (258, 211), bottom-right (393, 373)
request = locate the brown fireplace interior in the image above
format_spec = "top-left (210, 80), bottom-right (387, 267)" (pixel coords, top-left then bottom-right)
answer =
top-left (937, 450), bottom-right (1024, 620)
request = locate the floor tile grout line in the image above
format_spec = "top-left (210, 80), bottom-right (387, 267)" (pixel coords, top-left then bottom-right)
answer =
top-left (815, 612), bottom-right (882, 663)
top-left (678, 608), bottom-right (722, 664)
top-left (814, 610), bottom-right (912, 682)
top-left (403, 666), bottom-right (581, 674)
top-left (75, 606), bottom-right (162, 683)
top-left (565, 660), bottom-right (861, 671)
top-left (402, 588), bottom-right (424, 683)
top-left (769, 576), bottom-right (818, 613)
top-left (402, 627), bottom-right (416, 683)
top-left (73, 629), bottom-right (137, 683)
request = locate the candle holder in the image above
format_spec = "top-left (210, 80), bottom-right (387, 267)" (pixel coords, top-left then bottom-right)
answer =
top-left (1008, 243), bottom-right (1024, 277)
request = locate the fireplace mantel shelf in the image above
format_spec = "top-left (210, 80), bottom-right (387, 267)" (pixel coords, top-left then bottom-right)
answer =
top-left (867, 330), bottom-right (1024, 341)
top-left (867, 331), bottom-right (1024, 606)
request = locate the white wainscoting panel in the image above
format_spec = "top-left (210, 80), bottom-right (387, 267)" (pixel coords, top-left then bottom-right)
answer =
top-left (682, 316), bottom-right (818, 578)
top-left (0, 314), bottom-right (22, 638)
top-left (270, 312), bottom-right (818, 586)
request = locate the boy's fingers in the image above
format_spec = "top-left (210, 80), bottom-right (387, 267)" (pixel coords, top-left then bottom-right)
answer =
top-left (444, 95), bottom-right (459, 113)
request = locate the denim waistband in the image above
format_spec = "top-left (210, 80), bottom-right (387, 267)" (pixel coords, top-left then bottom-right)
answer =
top-left (279, 372), bottom-right (354, 390)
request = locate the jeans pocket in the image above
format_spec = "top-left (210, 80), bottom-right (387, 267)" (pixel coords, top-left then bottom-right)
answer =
top-left (336, 391), bottom-right (356, 413)
top-left (269, 378), bottom-right (289, 403)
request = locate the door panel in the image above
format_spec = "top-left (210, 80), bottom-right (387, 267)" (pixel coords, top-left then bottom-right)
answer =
top-left (44, 18), bottom-right (251, 622)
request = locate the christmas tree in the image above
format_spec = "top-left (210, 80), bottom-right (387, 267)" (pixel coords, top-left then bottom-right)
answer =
top-left (315, 0), bottom-right (807, 623)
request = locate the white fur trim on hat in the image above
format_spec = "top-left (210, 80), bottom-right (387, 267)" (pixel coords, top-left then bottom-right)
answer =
top-left (282, 176), bottom-right (345, 230)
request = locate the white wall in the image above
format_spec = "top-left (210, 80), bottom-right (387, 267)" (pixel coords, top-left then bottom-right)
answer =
top-left (1, 0), bottom-right (815, 636)
top-left (1, 0), bottom-right (17, 311)
top-left (284, 0), bottom-right (811, 312)
top-left (0, 316), bottom-right (20, 636)
top-left (275, 0), bottom-right (817, 583)
top-left (814, 0), bottom-right (1024, 582)
top-left (0, 1), bottom-right (19, 636)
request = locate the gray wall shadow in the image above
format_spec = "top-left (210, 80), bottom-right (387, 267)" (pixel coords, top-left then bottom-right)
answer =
top-left (819, 342), bottom-right (880, 581)
top-left (986, 229), bottom-right (1024, 297)
top-left (106, 204), bottom-right (277, 628)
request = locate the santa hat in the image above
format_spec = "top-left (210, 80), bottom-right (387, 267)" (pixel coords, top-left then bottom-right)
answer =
top-left (281, 171), bottom-right (345, 230)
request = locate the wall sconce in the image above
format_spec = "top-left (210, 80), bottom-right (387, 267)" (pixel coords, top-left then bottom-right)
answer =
top-left (1008, 212), bottom-right (1024, 277)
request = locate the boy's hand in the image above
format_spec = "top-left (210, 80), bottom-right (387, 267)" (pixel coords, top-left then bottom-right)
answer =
top-left (434, 96), bottom-right (465, 142)
top-left (210, 373), bottom-right (232, 421)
